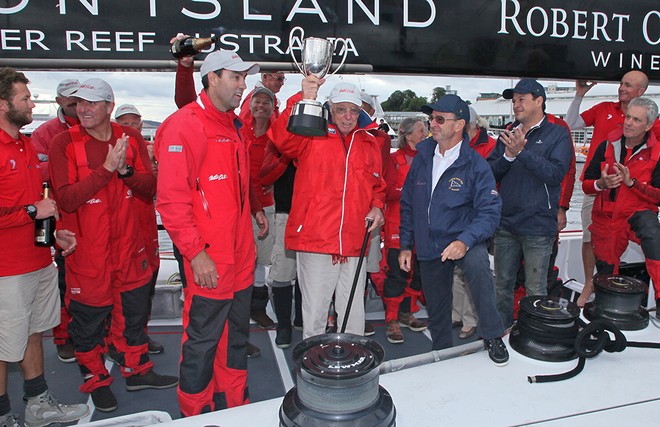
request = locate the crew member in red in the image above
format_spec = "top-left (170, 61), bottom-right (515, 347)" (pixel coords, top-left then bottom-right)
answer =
top-left (565, 70), bottom-right (660, 307)
top-left (0, 67), bottom-right (89, 427)
top-left (155, 50), bottom-right (265, 416)
top-left (583, 97), bottom-right (660, 311)
top-left (114, 103), bottom-right (164, 355)
top-left (29, 78), bottom-right (80, 364)
top-left (269, 79), bottom-right (386, 339)
top-left (49, 78), bottom-right (178, 413)
top-left (378, 116), bottom-right (428, 344)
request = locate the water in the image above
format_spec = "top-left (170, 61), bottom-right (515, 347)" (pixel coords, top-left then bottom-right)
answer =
top-left (157, 163), bottom-right (587, 253)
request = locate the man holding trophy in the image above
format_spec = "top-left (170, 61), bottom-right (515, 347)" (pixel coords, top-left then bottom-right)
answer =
top-left (268, 72), bottom-right (386, 338)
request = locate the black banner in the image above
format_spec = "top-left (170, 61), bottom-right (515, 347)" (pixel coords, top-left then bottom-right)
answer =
top-left (1, 0), bottom-right (659, 81)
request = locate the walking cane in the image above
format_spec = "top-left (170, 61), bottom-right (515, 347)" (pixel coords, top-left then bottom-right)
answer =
top-left (340, 218), bottom-right (374, 334)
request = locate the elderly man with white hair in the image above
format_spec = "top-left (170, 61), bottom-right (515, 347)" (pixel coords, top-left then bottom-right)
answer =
top-left (268, 77), bottom-right (386, 338)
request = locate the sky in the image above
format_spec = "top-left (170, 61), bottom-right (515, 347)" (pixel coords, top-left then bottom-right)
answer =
top-left (22, 69), bottom-right (633, 124)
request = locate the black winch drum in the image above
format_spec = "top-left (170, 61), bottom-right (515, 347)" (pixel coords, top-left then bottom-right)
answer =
top-left (279, 333), bottom-right (396, 427)
top-left (584, 274), bottom-right (649, 331)
top-left (509, 295), bottom-right (581, 362)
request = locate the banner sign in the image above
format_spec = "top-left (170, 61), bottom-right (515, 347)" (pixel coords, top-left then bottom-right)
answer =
top-left (1, 0), bottom-right (658, 81)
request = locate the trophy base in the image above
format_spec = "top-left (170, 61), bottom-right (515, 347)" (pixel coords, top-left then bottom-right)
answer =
top-left (287, 101), bottom-right (328, 137)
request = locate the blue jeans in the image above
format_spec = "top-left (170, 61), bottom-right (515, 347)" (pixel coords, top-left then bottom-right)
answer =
top-left (419, 243), bottom-right (504, 351)
top-left (494, 228), bottom-right (554, 328)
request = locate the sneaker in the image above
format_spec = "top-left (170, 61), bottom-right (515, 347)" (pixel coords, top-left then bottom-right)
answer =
top-left (56, 340), bottom-right (76, 363)
top-left (458, 326), bottom-right (477, 339)
top-left (148, 337), bottom-right (165, 354)
top-left (386, 320), bottom-right (404, 344)
top-left (125, 370), bottom-right (179, 391)
top-left (247, 342), bottom-right (261, 358)
top-left (364, 321), bottom-right (376, 336)
top-left (484, 338), bottom-right (509, 367)
top-left (90, 386), bottom-right (117, 413)
top-left (275, 327), bottom-right (292, 349)
top-left (398, 312), bottom-right (428, 332)
top-left (251, 310), bottom-right (276, 329)
top-left (24, 390), bottom-right (89, 427)
top-left (293, 318), bottom-right (303, 331)
top-left (0, 413), bottom-right (20, 427)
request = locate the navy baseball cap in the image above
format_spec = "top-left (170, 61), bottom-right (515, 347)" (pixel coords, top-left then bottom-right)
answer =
top-left (421, 94), bottom-right (470, 121)
top-left (503, 79), bottom-right (546, 100)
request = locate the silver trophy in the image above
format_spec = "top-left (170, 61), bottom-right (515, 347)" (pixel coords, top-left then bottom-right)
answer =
top-left (287, 26), bottom-right (348, 136)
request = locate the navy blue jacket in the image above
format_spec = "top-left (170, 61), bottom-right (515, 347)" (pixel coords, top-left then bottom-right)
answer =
top-left (399, 135), bottom-right (501, 260)
top-left (487, 116), bottom-right (572, 236)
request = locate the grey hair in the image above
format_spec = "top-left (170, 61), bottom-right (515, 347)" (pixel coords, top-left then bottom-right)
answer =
top-left (629, 97), bottom-right (658, 124)
top-left (397, 116), bottom-right (425, 149)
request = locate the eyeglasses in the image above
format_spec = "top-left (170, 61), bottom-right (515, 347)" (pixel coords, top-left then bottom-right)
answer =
top-left (335, 106), bottom-right (361, 116)
top-left (267, 75), bottom-right (286, 82)
top-left (428, 115), bottom-right (460, 124)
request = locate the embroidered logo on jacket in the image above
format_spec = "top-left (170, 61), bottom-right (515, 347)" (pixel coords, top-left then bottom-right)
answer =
top-left (448, 177), bottom-right (463, 191)
top-left (535, 139), bottom-right (543, 144)
top-left (168, 145), bottom-right (183, 152)
top-left (208, 174), bottom-right (228, 181)
top-left (86, 198), bottom-right (102, 204)
top-left (216, 138), bottom-right (231, 143)
top-left (328, 128), bottom-right (336, 135)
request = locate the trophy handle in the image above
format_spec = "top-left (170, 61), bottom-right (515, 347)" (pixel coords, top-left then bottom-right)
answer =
top-left (289, 26), bottom-right (306, 75)
top-left (327, 38), bottom-right (349, 76)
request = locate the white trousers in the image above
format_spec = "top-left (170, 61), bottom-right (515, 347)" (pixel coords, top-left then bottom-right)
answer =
top-left (297, 252), bottom-right (366, 339)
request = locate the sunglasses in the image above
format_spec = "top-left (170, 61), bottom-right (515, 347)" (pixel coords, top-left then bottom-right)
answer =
top-left (428, 115), bottom-right (460, 124)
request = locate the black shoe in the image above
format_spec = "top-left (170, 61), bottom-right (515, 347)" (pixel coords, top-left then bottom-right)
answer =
top-left (148, 338), bottom-right (164, 354)
top-left (125, 370), bottom-right (179, 391)
top-left (484, 338), bottom-right (509, 367)
top-left (56, 340), bottom-right (76, 363)
top-left (91, 386), bottom-right (118, 413)
top-left (247, 342), bottom-right (261, 358)
top-left (293, 318), bottom-right (303, 331)
top-left (275, 327), bottom-right (292, 349)
top-left (364, 321), bottom-right (376, 337)
top-left (251, 310), bottom-right (276, 329)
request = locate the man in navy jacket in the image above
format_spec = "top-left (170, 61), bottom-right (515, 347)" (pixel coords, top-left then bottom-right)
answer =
top-left (487, 79), bottom-right (572, 328)
top-left (399, 95), bottom-right (508, 366)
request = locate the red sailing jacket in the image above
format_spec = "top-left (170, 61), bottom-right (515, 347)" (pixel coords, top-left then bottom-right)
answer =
top-left (49, 123), bottom-right (155, 306)
top-left (155, 90), bottom-right (255, 288)
top-left (586, 129), bottom-right (660, 223)
top-left (30, 109), bottom-right (79, 183)
top-left (383, 146), bottom-right (416, 249)
top-left (268, 92), bottom-right (387, 256)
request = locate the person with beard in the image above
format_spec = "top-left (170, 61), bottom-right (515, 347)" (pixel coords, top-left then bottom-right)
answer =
top-left (30, 78), bottom-right (80, 364)
top-left (0, 67), bottom-right (89, 427)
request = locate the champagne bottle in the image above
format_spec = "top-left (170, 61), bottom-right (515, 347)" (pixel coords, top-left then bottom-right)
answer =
top-left (35, 182), bottom-right (55, 247)
top-left (170, 36), bottom-right (218, 59)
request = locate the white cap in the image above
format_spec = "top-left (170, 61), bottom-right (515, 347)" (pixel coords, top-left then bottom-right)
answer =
top-left (115, 104), bottom-right (141, 119)
top-left (359, 91), bottom-right (375, 109)
top-left (72, 78), bottom-right (114, 102)
top-left (200, 50), bottom-right (259, 78)
top-left (329, 82), bottom-right (361, 107)
top-left (57, 79), bottom-right (80, 97)
top-left (469, 106), bottom-right (477, 124)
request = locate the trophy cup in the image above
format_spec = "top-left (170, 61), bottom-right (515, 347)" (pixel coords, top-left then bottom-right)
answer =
top-left (287, 27), bottom-right (348, 136)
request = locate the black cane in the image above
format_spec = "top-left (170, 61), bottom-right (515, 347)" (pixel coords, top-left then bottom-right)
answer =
top-left (340, 218), bottom-right (374, 334)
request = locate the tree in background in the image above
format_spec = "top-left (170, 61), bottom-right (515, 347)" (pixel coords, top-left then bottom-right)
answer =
top-left (381, 89), bottom-right (428, 112)
top-left (430, 87), bottom-right (447, 104)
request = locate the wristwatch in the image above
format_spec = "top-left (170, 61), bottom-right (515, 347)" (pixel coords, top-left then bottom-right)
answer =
top-left (627, 178), bottom-right (636, 188)
top-left (117, 165), bottom-right (134, 179)
top-left (24, 204), bottom-right (37, 220)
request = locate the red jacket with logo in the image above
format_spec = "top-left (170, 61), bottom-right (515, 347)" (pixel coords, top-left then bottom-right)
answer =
top-left (30, 109), bottom-right (79, 183)
top-left (383, 145), bottom-right (416, 249)
top-left (0, 130), bottom-right (52, 276)
top-left (585, 128), bottom-right (660, 222)
top-left (268, 93), bottom-right (387, 256)
top-left (49, 124), bottom-right (155, 306)
top-left (155, 91), bottom-right (255, 286)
